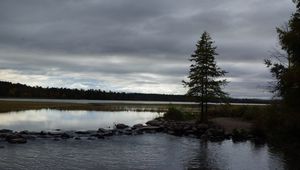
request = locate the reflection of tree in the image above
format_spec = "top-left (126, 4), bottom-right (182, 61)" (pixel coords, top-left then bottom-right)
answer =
top-left (268, 143), bottom-right (300, 170)
top-left (185, 140), bottom-right (218, 170)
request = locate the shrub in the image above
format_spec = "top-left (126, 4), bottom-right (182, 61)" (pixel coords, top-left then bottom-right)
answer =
top-left (163, 106), bottom-right (195, 121)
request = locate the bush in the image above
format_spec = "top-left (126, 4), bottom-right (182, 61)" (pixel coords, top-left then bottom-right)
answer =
top-left (163, 106), bottom-right (195, 121)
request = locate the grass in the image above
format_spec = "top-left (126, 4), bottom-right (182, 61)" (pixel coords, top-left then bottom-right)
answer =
top-left (163, 106), bottom-right (197, 121)
top-left (0, 100), bottom-right (199, 113)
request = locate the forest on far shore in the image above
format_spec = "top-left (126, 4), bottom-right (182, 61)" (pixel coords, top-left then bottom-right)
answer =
top-left (0, 81), bottom-right (269, 103)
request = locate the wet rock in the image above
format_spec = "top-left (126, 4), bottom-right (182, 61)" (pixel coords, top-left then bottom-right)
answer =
top-left (132, 124), bottom-right (144, 129)
top-left (19, 130), bottom-right (29, 135)
top-left (23, 135), bottom-right (36, 140)
top-left (197, 124), bottom-right (209, 130)
top-left (6, 134), bottom-right (27, 144)
top-left (97, 128), bottom-right (107, 133)
top-left (102, 131), bottom-right (114, 137)
top-left (140, 126), bottom-right (163, 133)
top-left (202, 128), bottom-right (226, 142)
top-left (74, 137), bottom-right (81, 140)
top-left (115, 124), bottom-right (129, 129)
top-left (91, 133), bottom-right (105, 139)
top-left (124, 129), bottom-right (133, 135)
top-left (146, 120), bottom-right (162, 126)
top-left (60, 133), bottom-right (72, 139)
top-left (40, 131), bottom-right (47, 136)
top-left (75, 131), bottom-right (91, 135)
top-left (0, 129), bottom-right (13, 134)
top-left (232, 129), bottom-right (248, 142)
top-left (87, 137), bottom-right (96, 140)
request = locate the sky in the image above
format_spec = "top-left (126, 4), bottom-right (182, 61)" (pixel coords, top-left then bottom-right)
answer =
top-left (0, 0), bottom-right (296, 99)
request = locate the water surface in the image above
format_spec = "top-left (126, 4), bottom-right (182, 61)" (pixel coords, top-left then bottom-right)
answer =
top-left (0, 134), bottom-right (286, 170)
top-left (0, 109), bottom-right (290, 170)
top-left (0, 109), bottom-right (159, 131)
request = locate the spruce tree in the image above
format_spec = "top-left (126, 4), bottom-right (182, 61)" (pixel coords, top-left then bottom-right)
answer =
top-left (265, 0), bottom-right (300, 109)
top-left (183, 31), bottom-right (228, 122)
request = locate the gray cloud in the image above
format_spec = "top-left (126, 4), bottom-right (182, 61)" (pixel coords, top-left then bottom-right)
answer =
top-left (0, 0), bottom-right (296, 98)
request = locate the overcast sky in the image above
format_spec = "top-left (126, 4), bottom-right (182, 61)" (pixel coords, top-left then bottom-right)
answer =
top-left (0, 0), bottom-right (295, 98)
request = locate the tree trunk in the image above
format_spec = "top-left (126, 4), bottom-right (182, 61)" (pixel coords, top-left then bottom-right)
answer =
top-left (200, 78), bottom-right (204, 123)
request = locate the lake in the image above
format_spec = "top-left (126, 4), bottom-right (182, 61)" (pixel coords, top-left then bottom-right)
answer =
top-left (0, 98), bottom-right (268, 106)
top-left (0, 108), bottom-right (293, 169)
top-left (0, 109), bottom-right (160, 131)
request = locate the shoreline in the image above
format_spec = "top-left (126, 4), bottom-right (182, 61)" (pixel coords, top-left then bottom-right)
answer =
top-left (0, 117), bottom-right (265, 145)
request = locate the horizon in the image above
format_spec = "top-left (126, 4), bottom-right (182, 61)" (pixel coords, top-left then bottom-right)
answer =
top-left (0, 0), bottom-right (295, 99)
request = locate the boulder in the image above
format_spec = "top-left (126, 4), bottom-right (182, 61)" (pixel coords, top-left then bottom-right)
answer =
top-left (115, 124), bottom-right (129, 129)
top-left (132, 124), bottom-right (144, 129)
top-left (75, 131), bottom-right (91, 135)
top-left (232, 129), bottom-right (248, 142)
top-left (6, 134), bottom-right (27, 144)
top-left (197, 124), bottom-right (209, 130)
top-left (146, 120), bottom-right (162, 126)
top-left (97, 128), bottom-right (107, 133)
top-left (91, 133), bottom-right (105, 139)
top-left (60, 133), bottom-right (72, 139)
top-left (0, 129), bottom-right (13, 134)
top-left (87, 137), bottom-right (96, 140)
top-left (140, 126), bottom-right (163, 133)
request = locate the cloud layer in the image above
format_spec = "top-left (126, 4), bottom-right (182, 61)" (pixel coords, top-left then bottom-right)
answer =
top-left (0, 0), bottom-right (295, 98)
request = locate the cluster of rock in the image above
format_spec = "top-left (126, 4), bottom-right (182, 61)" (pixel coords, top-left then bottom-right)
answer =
top-left (145, 118), bottom-right (265, 143)
top-left (0, 118), bottom-right (265, 146)
top-left (0, 123), bottom-right (165, 145)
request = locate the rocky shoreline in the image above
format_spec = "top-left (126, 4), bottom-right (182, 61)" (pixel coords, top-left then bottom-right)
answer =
top-left (0, 118), bottom-right (265, 145)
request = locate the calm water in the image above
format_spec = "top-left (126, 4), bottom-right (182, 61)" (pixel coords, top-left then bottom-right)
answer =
top-left (0, 98), bottom-right (268, 105)
top-left (0, 109), bottom-right (291, 170)
top-left (0, 109), bottom-right (160, 131)
top-left (0, 134), bottom-right (286, 170)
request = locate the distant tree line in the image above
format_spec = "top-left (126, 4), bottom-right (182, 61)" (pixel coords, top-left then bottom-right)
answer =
top-left (0, 81), bottom-right (269, 103)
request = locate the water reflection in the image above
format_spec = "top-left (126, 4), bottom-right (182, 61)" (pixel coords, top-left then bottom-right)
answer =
top-left (0, 134), bottom-right (287, 170)
top-left (186, 140), bottom-right (285, 170)
top-left (0, 109), bottom-right (159, 131)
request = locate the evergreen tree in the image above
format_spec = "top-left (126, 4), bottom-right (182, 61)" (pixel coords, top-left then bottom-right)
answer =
top-left (265, 0), bottom-right (300, 109)
top-left (183, 31), bottom-right (228, 122)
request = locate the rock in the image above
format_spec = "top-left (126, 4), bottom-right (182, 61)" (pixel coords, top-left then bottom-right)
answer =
top-left (97, 128), bottom-right (107, 133)
top-left (6, 134), bottom-right (27, 144)
top-left (0, 146), bottom-right (4, 149)
top-left (75, 131), bottom-right (90, 135)
top-left (91, 133), bottom-right (105, 139)
top-left (0, 129), bottom-right (13, 133)
top-left (19, 130), bottom-right (29, 135)
top-left (87, 137), bottom-right (96, 140)
top-left (40, 131), bottom-right (47, 136)
top-left (61, 133), bottom-right (72, 139)
top-left (115, 124), bottom-right (129, 129)
top-left (124, 129), bottom-right (133, 135)
top-left (102, 131), bottom-right (114, 137)
top-left (140, 126), bottom-right (163, 133)
top-left (197, 124), bottom-right (209, 130)
top-left (23, 135), bottom-right (36, 140)
top-left (146, 120), bottom-right (162, 126)
top-left (74, 137), bottom-right (81, 140)
top-left (132, 124), bottom-right (144, 129)
top-left (203, 128), bottom-right (225, 142)
top-left (232, 129), bottom-right (248, 142)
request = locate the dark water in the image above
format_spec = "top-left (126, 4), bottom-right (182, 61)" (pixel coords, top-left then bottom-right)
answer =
top-left (0, 109), bottom-right (290, 170)
top-left (0, 134), bottom-right (285, 170)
